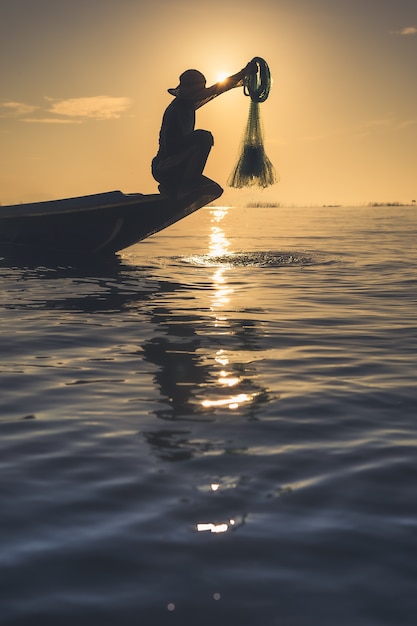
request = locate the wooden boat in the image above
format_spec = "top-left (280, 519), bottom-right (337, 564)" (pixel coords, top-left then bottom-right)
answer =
top-left (0, 178), bottom-right (223, 259)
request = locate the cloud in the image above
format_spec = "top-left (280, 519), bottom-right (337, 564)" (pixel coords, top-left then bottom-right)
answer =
top-left (0, 101), bottom-right (38, 117)
top-left (365, 118), bottom-right (392, 128)
top-left (352, 116), bottom-right (417, 139)
top-left (46, 96), bottom-right (132, 120)
top-left (21, 117), bottom-right (82, 124)
top-left (0, 96), bottom-right (132, 123)
top-left (397, 119), bottom-right (417, 130)
top-left (391, 26), bottom-right (417, 36)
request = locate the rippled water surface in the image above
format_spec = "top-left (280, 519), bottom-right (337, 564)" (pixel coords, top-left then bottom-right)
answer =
top-left (1, 205), bottom-right (416, 625)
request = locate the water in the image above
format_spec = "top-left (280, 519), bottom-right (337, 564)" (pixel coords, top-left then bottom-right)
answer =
top-left (0, 205), bottom-right (416, 626)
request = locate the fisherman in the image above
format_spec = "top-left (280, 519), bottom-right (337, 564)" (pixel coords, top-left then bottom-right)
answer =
top-left (152, 61), bottom-right (257, 197)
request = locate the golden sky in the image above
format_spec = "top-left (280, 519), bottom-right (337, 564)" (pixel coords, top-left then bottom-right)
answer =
top-left (0, 0), bottom-right (416, 206)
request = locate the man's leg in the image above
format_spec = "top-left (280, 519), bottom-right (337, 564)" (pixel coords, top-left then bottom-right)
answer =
top-left (181, 130), bottom-right (214, 185)
top-left (152, 130), bottom-right (214, 196)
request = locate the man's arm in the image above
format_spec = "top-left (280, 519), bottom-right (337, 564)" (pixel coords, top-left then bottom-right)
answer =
top-left (195, 60), bottom-right (258, 109)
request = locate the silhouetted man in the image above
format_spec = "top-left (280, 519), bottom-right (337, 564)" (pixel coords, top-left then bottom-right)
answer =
top-left (152, 61), bottom-right (256, 197)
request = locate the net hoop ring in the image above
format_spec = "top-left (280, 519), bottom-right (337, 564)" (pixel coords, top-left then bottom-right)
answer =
top-left (244, 57), bottom-right (272, 103)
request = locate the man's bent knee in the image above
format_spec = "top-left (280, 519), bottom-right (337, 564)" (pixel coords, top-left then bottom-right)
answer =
top-left (194, 129), bottom-right (214, 148)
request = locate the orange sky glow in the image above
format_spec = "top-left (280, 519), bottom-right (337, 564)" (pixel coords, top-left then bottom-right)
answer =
top-left (0, 0), bottom-right (416, 206)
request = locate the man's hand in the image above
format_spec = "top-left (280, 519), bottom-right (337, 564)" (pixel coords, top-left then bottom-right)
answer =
top-left (244, 59), bottom-right (258, 76)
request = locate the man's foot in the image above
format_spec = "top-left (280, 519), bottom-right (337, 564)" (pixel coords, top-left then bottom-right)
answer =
top-left (158, 183), bottom-right (177, 197)
top-left (199, 175), bottom-right (217, 187)
top-left (176, 176), bottom-right (208, 198)
top-left (159, 176), bottom-right (219, 199)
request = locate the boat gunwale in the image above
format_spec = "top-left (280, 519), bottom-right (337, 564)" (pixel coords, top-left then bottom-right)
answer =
top-left (0, 190), bottom-right (160, 219)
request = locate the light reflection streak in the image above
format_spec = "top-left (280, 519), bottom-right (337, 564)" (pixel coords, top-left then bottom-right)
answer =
top-left (218, 372), bottom-right (240, 387)
top-left (208, 213), bottom-right (231, 311)
top-left (197, 519), bottom-right (236, 533)
top-left (215, 349), bottom-right (229, 367)
top-left (202, 393), bottom-right (253, 409)
top-left (196, 478), bottom-right (239, 493)
top-left (210, 229), bottom-right (230, 257)
top-left (200, 209), bottom-right (258, 411)
top-left (211, 267), bottom-right (232, 308)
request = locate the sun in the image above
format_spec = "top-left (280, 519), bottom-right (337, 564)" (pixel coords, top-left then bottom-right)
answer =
top-left (216, 71), bottom-right (229, 83)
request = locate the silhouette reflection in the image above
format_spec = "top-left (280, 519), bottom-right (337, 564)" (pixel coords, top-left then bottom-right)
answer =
top-left (143, 207), bottom-right (270, 432)
top-left (143, 306), bottom-right (208, 420)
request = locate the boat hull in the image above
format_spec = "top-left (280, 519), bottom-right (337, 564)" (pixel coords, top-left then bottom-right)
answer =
top-left (0, 181), bottom-right (223, 258)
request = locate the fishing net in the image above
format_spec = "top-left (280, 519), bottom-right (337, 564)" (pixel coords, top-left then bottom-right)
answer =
top-left (228, 57), bottom-right (278, 189)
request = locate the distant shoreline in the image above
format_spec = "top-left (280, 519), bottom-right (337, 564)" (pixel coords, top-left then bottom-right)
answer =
top-left (239, 201), bottom-right (416, 209)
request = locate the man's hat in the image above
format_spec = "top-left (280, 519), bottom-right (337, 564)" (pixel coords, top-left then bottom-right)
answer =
top-left (168, 69), bottom-right (208, 99)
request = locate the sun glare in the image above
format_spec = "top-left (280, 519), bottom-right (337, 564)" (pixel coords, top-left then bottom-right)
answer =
top-left (216, 71), bottom-right (228, 83)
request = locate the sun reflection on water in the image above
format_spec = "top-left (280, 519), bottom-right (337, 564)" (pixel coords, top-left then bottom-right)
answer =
top-left (196, 512), bottom-right (247, 533)
top-left (202, 393), bottom-right (253, 410)
top-left (215, 349), bottom-right (229, 367)
top-left (196, 519), bottom-right (236, 533)
top-left (218, 372), bottom-right (240, 387)
top-left (211, 267), bottom-right (232, 309)
top-left (199, 208), bottom-right (259, 412)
